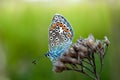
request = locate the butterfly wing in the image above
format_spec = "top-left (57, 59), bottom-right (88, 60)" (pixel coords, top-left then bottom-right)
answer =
top-left (46, 14), bottom-right (74, 61)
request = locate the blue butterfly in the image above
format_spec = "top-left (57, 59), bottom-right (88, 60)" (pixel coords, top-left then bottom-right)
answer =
top-left (45, 14), bottom-right (74, 63)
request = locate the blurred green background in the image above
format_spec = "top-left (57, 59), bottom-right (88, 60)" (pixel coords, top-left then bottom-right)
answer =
top-left (0, 0), bottom-right (120, 80)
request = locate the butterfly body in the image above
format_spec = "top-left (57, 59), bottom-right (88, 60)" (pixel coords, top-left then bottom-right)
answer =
top-left (45, 14), bottom-right (74, 62)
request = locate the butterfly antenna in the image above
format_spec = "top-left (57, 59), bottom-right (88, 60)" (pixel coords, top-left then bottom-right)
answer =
top-left (32, 55), bottom-right (44, 65)
top-left (32, 59), bottom-right (37, 65)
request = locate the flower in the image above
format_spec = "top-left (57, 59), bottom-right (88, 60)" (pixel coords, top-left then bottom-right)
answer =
top-left (52, 34), bottom-right (110, 80)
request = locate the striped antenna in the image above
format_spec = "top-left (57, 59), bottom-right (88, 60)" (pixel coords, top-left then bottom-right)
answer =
top-left (32, 54), bottom-right (44, 65)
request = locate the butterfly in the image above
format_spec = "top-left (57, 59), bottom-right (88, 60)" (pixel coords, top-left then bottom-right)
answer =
top-left (45, 14), bottom-right (74, 63)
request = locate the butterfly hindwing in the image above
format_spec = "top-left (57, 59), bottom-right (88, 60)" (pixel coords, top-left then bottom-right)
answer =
top-left (46, 14), bottom-right (74, 62)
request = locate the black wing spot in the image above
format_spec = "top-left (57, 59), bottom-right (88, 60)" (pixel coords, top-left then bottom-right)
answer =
top-left (55, 29), bottom-right (59, 32)
top-left (52, 33), bottom-right (56, 36)
top-left (64, 38), bottom-right (67, 41)
top-left (55, 37), bottom-right (59, 41)
top-left (50, 37), bottom-right (53, 40)
top-left (51, 43), bottom-right (54, 47)
top-left (56, 42), bottom-right (59, 46)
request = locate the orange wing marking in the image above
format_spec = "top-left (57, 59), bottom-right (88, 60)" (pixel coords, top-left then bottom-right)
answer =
top-left (50, 23), bottom-right (56, 31)
top-left (64, 29), bottom-right (70, 33)
top-left (67, 33), bottom-right (72, 38)
top-left (61, 25), bottom-right (67, 30)
top-left (59, 23), bottom-right (63, 27)
top-left (56, 22), bottom-right (60, 26)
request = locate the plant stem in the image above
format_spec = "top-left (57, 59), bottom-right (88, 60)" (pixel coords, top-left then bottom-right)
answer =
top-left (70, 68), bottom-right (95, 80)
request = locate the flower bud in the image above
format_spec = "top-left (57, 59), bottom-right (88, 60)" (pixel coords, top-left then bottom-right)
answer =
top-left (96, 40), bottom-right (103, 49)
top-left (60, 56), bottom-right (78, 64)
top-left (68, 47), bottom-right (77, 57)
top-left (53, 60), bottom-right (66, 73)
top-left (104, 36), bottom-right (110, 46)
top-left (78, 51), bottom-right (88, 59)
